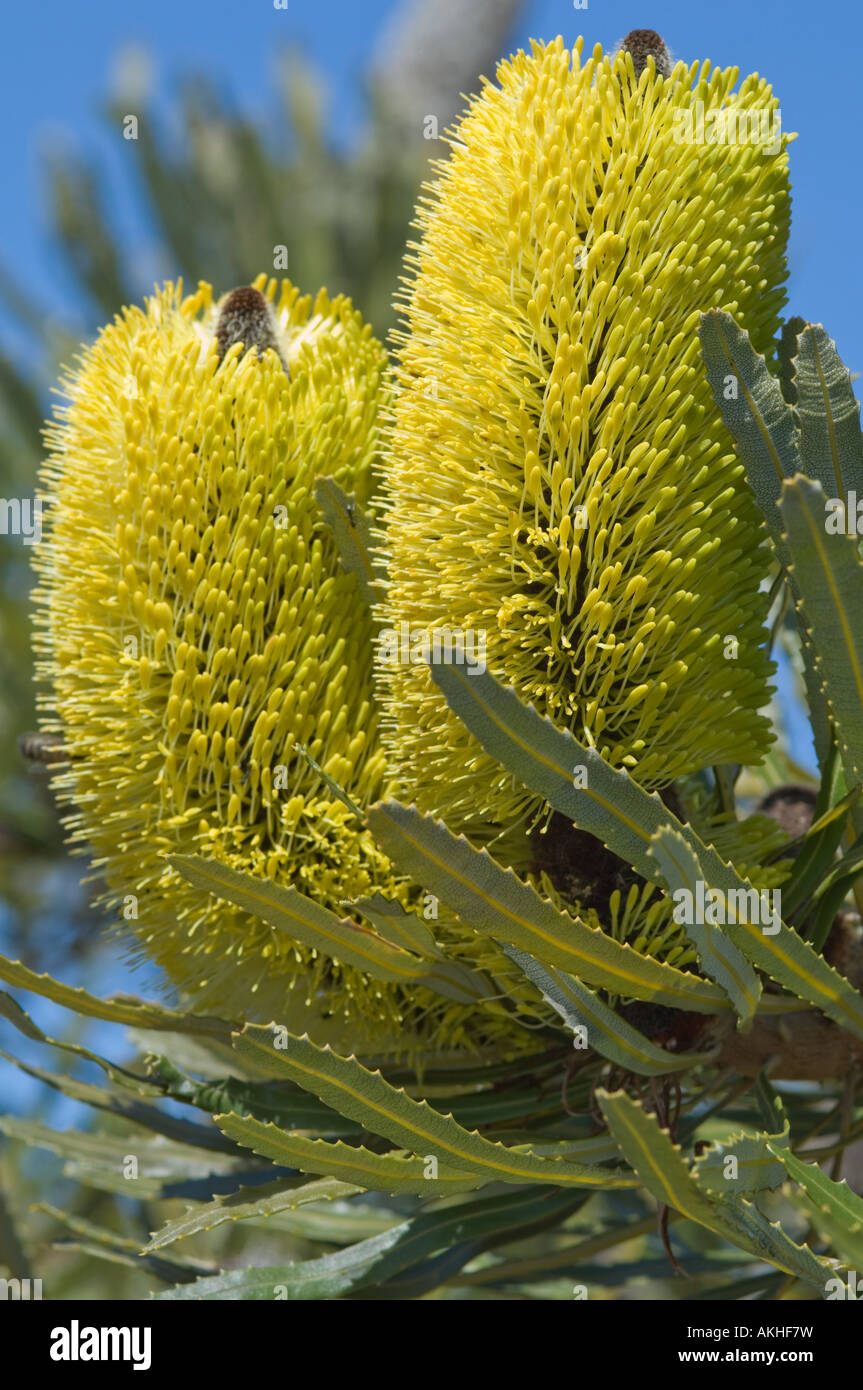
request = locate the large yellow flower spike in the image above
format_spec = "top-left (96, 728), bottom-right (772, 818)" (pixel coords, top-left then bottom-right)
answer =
top-left (380, 35), bottom-right (791, 833)
top-left (34, 276), bottom-right (411, 1032)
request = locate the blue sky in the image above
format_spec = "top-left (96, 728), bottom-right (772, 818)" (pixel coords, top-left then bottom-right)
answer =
top-left (1, 0), bottom-right (861, 371)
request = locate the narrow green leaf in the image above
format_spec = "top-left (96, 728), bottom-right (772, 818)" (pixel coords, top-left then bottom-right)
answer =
top-left (647, 827), bottom-right (762, 1026)
top-left (504, 946), bottom-right (712, 1076)
top-left (154, 1187), bottom-right (579, 1301)
top-left (292, 743), bottom-right (363, 818)
top-left (216, 1112), bottom-right (484, 1195)
top-left (0, 1115), bottom-right (242, 1175)
top-left (698, 308), bottom-right (799, 561)
top-left (795, 324), bottom-right (863, 508)
top-left (51, 1239), bottom-right (207, 1285)
top-left (368, 800), bottom-right (728, 1014)
top-left (0, 953), bottom-right (232, 1038)
top-left (807, 879), bottom-right (857, 954)
top-left (781, 770), bottom-right (852, 917)
top-left (170, 854), bottom-right (490, 1003)
top-left (38, 1204), bottom-right (213, 1284)
top-left (754, 1070), bottom-right (789, 1136)
top-left (0, 1050), bottom-right (240, 1155)
top-left (429, 663), bottom-right (863, 1037)
top-left (598, 1090), bottom-right (834, 1288)
top-left (811, 831), bottom-right (863, 904)
top-left (780, 474), bottom-right (863, 785)
top-left (768, 1144), bottom-right (863, 1271)
top-left (230, 1026), bottom-right (636, 1189)
top-left (145, 1053), bottom-right (363, 1136)
top-left (0, 1190), bottom-right (29, 1282)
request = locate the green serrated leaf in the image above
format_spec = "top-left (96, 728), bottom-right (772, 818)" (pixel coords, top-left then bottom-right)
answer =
top-left (769, 1144), bottom-right (863, 1270)
top-left (694, 1103), bottom-right (789, 1196)
top-left (647, 828), bottom-right (762, 1026)
top-left (368, 799), bottom-right (728, 1014)
top-left (694, 1130), bottom-right (788, 1195)
top-left (144, 1177), bottom-right (364, 1253)
top-left (504, 946), bottom-right (712, 1075)
top-left (216, 1112), bottom-right (484, 1195)
top-left (429, 663), bottom-right (863, 1037)
top-left (780, 474), bottom-right (863, 786)
top-left (169, 854), bottom-right (490, 1003)
top-left (597, 1090), bottom-right (834, 1289)
top-left (699, 308), bottom-right (799, 563)
top-left (230, 1026), bottom-right (636, 1189)
top-left (795, 324), bottom-right (863, 507)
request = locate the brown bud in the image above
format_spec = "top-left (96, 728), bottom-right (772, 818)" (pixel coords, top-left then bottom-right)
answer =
top-left (618, 29), bottom-right (672, 81)
top-left (215, 286), bottom-right (288, 372)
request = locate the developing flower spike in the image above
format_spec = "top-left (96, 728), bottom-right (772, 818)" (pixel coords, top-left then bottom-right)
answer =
top-left (380, 35), bottom-right (790, 833)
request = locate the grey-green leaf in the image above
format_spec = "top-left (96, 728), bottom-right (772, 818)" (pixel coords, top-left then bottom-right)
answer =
top-left (647, 827), bottom-right (762, 1027)
top-left (505, 946), bottom-right (714, 1075)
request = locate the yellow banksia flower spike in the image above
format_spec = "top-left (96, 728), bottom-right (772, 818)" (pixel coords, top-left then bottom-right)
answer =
top-left (34, 276), bottom-right (410, 1029)
top-left (380, 34), bottom-right (791, 832)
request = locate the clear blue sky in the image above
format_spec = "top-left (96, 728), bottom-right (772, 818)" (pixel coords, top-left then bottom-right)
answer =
top-left (1, 0), bottom-right (861, 371)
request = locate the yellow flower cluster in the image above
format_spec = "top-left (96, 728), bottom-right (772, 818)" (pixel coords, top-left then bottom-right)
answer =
top-left (34, 277), bottom-right (403, 1027)
top-left (379, 37), bottom-right (791, 831)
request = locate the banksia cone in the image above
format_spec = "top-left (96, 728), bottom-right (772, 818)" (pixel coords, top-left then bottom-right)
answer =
top-left (380, 36), bottom-right (790, 831)
top-left (34, 277), bottom-right (406, 1028)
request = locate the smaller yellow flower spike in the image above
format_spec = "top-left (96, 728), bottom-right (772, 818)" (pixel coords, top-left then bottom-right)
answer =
top-left (380, 36), bottom-right (791, 834)
top-left (34, 276), bottom-right (411, 1030)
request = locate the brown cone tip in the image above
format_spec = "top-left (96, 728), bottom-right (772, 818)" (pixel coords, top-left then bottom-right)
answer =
top-left (215, 285), bottom-right (283, 365)
top-left (619, 29), bottom-right (672, 80)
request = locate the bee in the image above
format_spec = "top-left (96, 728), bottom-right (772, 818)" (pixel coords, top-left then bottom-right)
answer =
top-left (18, 731), bottom-right (68, 765)
top-left (215, 286), bottom-right (290, 376)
